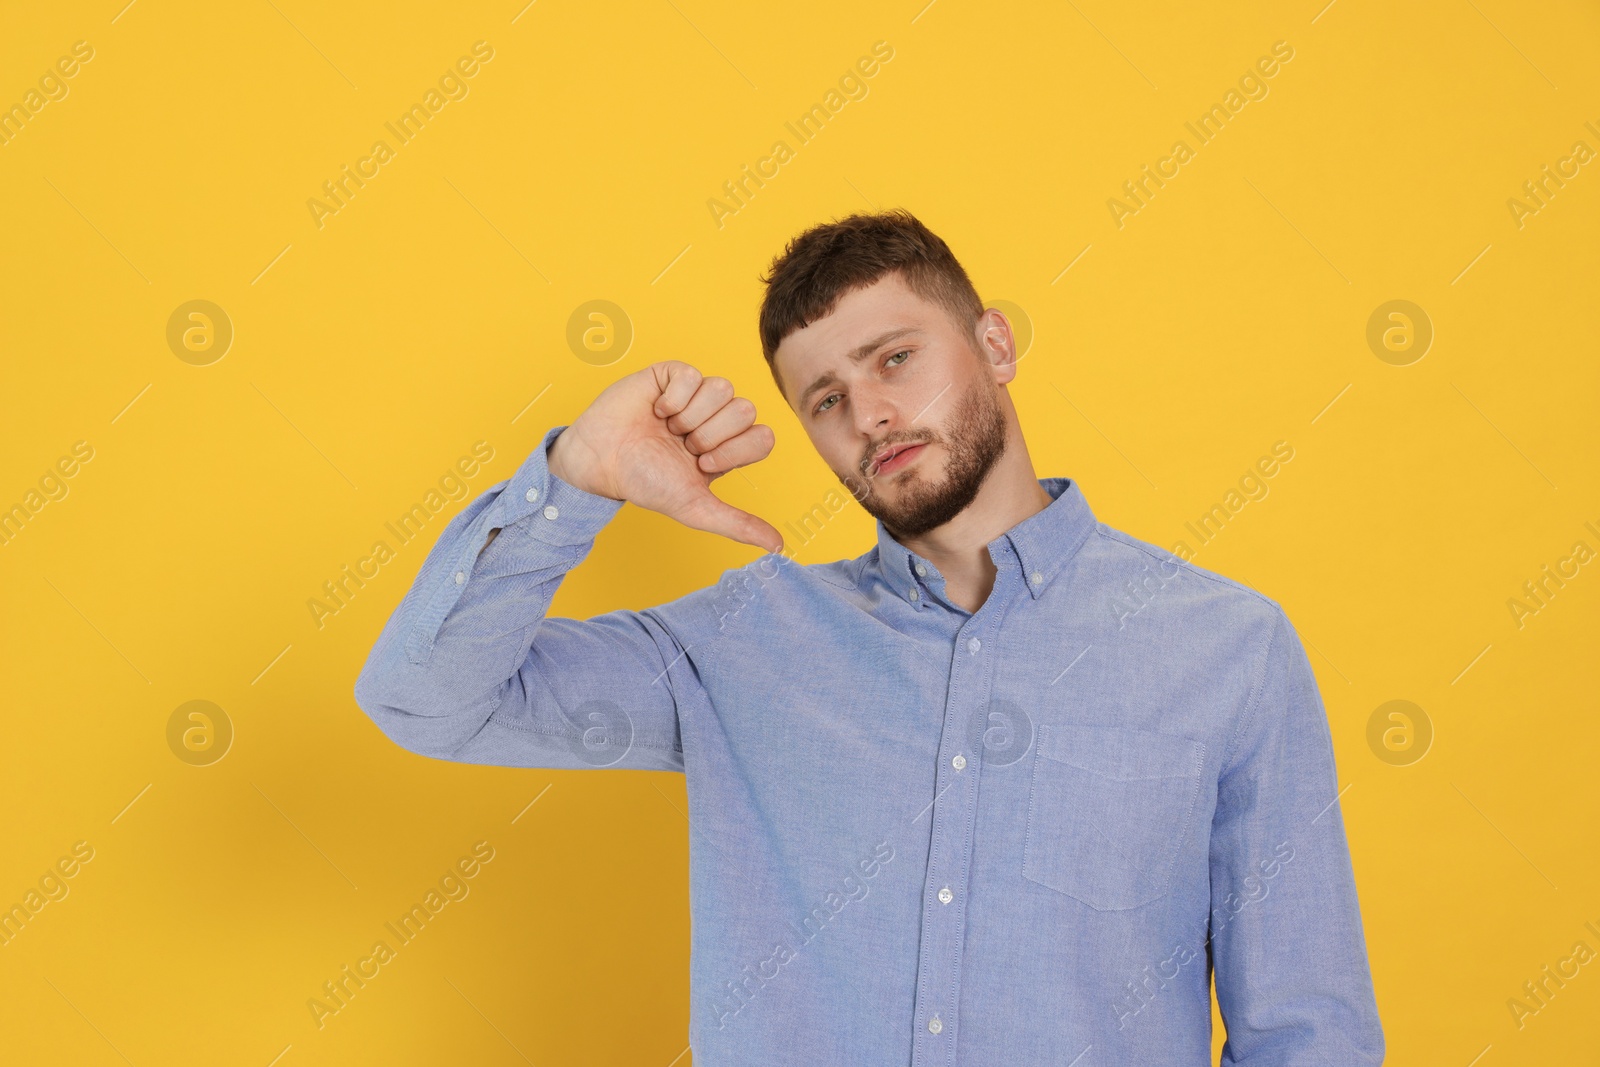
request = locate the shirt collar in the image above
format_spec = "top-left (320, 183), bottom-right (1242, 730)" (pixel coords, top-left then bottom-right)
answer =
top-left (873, 477), bottom-right (1097, 606)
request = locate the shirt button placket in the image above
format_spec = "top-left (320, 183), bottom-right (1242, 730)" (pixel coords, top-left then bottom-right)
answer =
top-left (913, 608), bottom-right (996, 1065)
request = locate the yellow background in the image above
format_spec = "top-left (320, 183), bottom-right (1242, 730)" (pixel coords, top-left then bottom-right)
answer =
top-left (2, 0), bottom-right (1597, 1062)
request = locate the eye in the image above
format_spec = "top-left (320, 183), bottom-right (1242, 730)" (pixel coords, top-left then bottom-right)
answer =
top-left (814, 350), bottom-right (913, 415)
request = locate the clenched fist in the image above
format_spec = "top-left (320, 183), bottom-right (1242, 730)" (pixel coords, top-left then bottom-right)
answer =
top-left (545, 361), bottom-right (783, 553)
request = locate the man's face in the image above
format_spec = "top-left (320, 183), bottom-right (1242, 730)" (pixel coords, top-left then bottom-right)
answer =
top-left (774, 271), bottom-right (1016, 538)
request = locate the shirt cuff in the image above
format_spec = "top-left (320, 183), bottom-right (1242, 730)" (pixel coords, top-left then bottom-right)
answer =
top-left (499, 424), bottom-right (626, 546)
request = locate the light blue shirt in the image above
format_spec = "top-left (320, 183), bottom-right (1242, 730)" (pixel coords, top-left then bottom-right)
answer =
top-left (354, 424), bottom-right (1384, 1065)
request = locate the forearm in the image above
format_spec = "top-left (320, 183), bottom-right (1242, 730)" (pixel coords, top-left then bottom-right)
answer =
top-left (353, 424), bottom-right (625, 758)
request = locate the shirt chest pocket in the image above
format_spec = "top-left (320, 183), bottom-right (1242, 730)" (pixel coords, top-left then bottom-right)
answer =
top-left (1022, 723), bottom-right (1207, 911)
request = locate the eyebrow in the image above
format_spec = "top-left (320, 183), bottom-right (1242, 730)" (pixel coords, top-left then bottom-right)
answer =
top-left (796, 327), bottom-right (922, 411)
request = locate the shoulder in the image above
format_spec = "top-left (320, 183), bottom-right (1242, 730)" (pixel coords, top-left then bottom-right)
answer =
top-left (1082, 521), bottom-right (1292, 665)
top-left (1090, 521), bottom-right (1282, 608)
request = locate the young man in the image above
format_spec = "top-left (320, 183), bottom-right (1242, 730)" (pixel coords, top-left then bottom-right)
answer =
top-left (354, 211), bottom-right (1384, 1064)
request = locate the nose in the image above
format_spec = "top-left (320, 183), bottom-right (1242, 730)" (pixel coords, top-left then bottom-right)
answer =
top-left (851, 378), bottom-right (898, 442)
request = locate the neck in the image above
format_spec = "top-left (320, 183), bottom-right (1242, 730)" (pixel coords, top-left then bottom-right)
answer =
top-left (890, 401), bottom-right (1051, 612)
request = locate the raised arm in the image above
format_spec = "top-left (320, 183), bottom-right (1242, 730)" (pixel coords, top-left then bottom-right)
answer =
top-left (1209, 608), bottom-right (1385, 1064)
top-left (352, 361), bottom-right (780, 772)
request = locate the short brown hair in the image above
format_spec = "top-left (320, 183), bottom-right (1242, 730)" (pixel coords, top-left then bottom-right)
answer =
top-left (758, 209), bottom-right (985, 400)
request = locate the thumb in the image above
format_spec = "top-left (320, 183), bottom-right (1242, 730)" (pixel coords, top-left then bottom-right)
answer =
top-left (678, 488), bottom-right (785, 554)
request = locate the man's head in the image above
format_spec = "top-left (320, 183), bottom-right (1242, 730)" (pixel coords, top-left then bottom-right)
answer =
top-left (759, 210), bottom-right (1020, 539)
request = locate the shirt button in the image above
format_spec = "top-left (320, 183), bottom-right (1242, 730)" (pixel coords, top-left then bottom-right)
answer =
top-left (1032, 571), bottom-right (1044, 585)
top-left (952, 753), bottom-right (966, 771)
top-left (543, 504), bottom-right (559, 520)
top-left (938, 886), bottom-right (953, 904)
top-left (525, 487), bottom-right (540, 503)
top-left (967, 637), bottom-right (981, 654)
top-left (908, 588), bottom-right (920, 602)
top-left (915, 563), bottom-right (927, 577)
top-left (927, 1014), bottom-right (943, 1034)
top-left (454, 571), bottom-right (465, 584)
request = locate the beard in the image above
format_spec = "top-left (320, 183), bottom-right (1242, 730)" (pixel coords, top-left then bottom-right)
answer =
top-left (838, 376), bottom-right (1009, 539)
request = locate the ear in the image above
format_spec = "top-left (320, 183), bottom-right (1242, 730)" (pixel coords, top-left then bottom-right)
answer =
top-left (973, 308), bottom-right (1018, 385)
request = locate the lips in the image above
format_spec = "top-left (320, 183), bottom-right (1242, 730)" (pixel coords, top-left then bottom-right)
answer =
top-left (872, 442), bottom-right (926, 474)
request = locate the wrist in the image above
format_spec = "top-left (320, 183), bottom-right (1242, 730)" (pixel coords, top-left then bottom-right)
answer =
top-left (547, 428), bottom-right (618, 501)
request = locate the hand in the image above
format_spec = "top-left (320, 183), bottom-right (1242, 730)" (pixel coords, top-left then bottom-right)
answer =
top-left (546, 361), bottom-right (783, 553)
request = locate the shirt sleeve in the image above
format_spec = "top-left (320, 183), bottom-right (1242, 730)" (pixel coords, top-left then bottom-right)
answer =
top-left (1209, 607), bottom-right (1385, 1065)
top-left (352, 424), bottom-right (715, 773)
